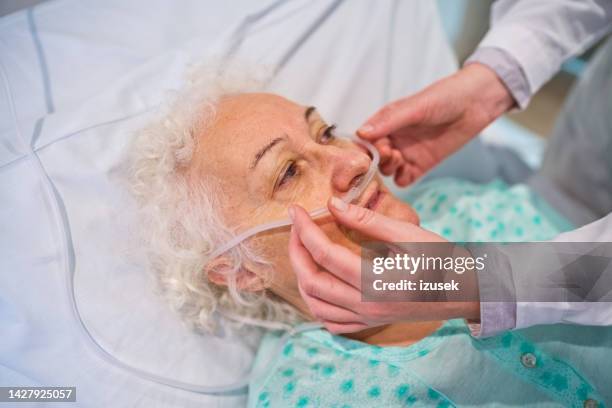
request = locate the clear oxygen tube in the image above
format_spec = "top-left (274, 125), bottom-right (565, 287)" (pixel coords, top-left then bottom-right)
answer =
top-left (208, 134), bottom-right (380, 261)
top-left (67, 134), bottom-right (379, 395)
top-left (0, 55), bottom-right (382, 396)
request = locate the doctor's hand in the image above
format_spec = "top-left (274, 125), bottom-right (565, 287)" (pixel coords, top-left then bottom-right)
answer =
top-left (358, 63), bottom-right (514, 186)
top-left (287, 198), bottom-right (480, 334)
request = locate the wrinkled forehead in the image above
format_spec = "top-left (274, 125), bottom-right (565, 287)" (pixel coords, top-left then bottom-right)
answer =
top-left (189, 93), bottom-right (308, 176)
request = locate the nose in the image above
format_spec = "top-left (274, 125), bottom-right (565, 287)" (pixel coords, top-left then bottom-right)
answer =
top-left (329, 145), bottom-right (371, 194)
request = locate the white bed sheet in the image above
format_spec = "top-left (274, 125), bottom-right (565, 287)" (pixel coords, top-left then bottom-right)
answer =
top-left (0, 1), bottom-right (542, 407)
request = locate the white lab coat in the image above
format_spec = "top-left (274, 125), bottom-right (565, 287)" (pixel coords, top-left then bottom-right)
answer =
top-left (473, 0), bottom-right (612, 333)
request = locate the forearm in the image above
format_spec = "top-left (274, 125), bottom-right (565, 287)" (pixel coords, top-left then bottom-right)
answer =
top-left (459, 63), bottom-right (515, 121)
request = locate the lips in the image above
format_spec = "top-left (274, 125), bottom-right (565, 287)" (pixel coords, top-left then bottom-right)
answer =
top-left (360, 182), bottom-right (385, 211)
top-left (366, 189), bottom-right (380, 209)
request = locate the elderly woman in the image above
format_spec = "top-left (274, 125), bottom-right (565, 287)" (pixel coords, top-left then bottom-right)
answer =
top-left (130, 66), bottom-right (611, 407)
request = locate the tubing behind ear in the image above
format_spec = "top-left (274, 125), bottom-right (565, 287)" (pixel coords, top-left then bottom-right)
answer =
top-left (61, 130), bottom-right (354, 395)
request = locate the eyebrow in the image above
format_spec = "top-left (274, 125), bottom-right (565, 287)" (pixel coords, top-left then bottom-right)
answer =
top-left (250, 136), bottom-right (287, 170)
top-left (249, 107), bottom-right (317, 171)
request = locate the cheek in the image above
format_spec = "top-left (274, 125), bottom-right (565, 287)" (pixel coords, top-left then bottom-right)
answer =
top-left (383, 198), bottom-right (420, 226)
top-left (256, 227), bottom-right (291, 266)
top-left (252, 227), bottom-right (298, 294)
top-left (255, 218), bottom-right (358, 285)
top-left (321, 221), bottom-right (362, 253)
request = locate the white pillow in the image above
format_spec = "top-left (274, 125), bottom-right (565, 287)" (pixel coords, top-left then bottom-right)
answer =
top-left (0, 1), bottom-right (509, 407)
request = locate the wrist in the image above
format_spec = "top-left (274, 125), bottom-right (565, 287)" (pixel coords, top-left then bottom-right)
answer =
top-left (441, 244), bottom-right (481, 320)
top-left (436, 301), bottom-right (480, 321)
top-left (461, 63), bottom-right (515, 121)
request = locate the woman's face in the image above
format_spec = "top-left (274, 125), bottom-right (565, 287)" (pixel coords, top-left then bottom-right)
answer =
top-left (189, 93), bottom-right (418, 315)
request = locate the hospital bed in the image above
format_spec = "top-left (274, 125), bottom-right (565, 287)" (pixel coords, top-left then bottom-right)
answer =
top-left (0, 1), bottom-right (548, 406)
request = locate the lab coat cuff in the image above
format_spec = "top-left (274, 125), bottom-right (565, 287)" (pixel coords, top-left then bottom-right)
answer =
top-left (466, 244), bottom-right (517, 338)
top-left (516, 302), bottom-right (570, 329)
top-left (465, 47), bottom-right (531, 110)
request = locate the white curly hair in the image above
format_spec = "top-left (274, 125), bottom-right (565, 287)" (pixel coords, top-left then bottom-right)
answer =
top-left (129, 61), bottom-right (302, 332)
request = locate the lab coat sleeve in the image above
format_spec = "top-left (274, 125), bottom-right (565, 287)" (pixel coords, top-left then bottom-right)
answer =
top-left (465, 47), bottom-right (531, 109)
top-left (466, 0), bottom-right (612, 108)
top-left (516, 213), bottom-right (612, 330)
top-left (466, 243), bottom-right (516, 338)
top-left (469, 213), bottom-right (612, 337)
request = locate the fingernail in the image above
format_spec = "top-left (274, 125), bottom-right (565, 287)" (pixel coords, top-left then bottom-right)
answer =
top-left (358, 124), bottom-right (374, 134)
top-left (288, 205), bottom-right (296, 221)
top-left (331, 196), bottom-right (348, 212)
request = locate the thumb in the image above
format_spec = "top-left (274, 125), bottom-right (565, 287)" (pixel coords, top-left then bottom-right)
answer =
top-left (327, 197), bottom-right (423, 242)
top-left (357, 98), bottom-right (424, 140)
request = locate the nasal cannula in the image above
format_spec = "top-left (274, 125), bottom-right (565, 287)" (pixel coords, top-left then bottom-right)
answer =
top-left (67, 133), bottom-right (379, 395)
top-left (208, 134), bottom-right (381, 261)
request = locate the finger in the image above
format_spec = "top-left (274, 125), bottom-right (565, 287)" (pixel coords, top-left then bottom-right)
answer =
top-left (378, 148), bottom-right (404, 176)
top-left (299, 286), bottom-right (362, 323)
top-left (396, 141), bottom-right (438, 177)
top-left (327, 198), bottom-right (425, 242)
top-left (373, 138), bottom-right (392, 165)
top-left (394, 163), bottom-right (416, 187)
top-left (323, 321), bottom-right (370, 334)
top-left (290, 227), bottom-right (366, 321)
top-left (289, 220), bottom-right (325, 285)
top-left (295, 266), bottom-right (362, 311)
top-left (357, 98), bottom-right (424, 140)
top-left (290, 205), bottom-right (363, 288)
top-left (380, 149), bottom-right (404, 176)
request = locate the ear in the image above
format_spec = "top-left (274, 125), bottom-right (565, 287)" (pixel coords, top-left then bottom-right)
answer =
top-left (205, 256), bottom-right (267, 292)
